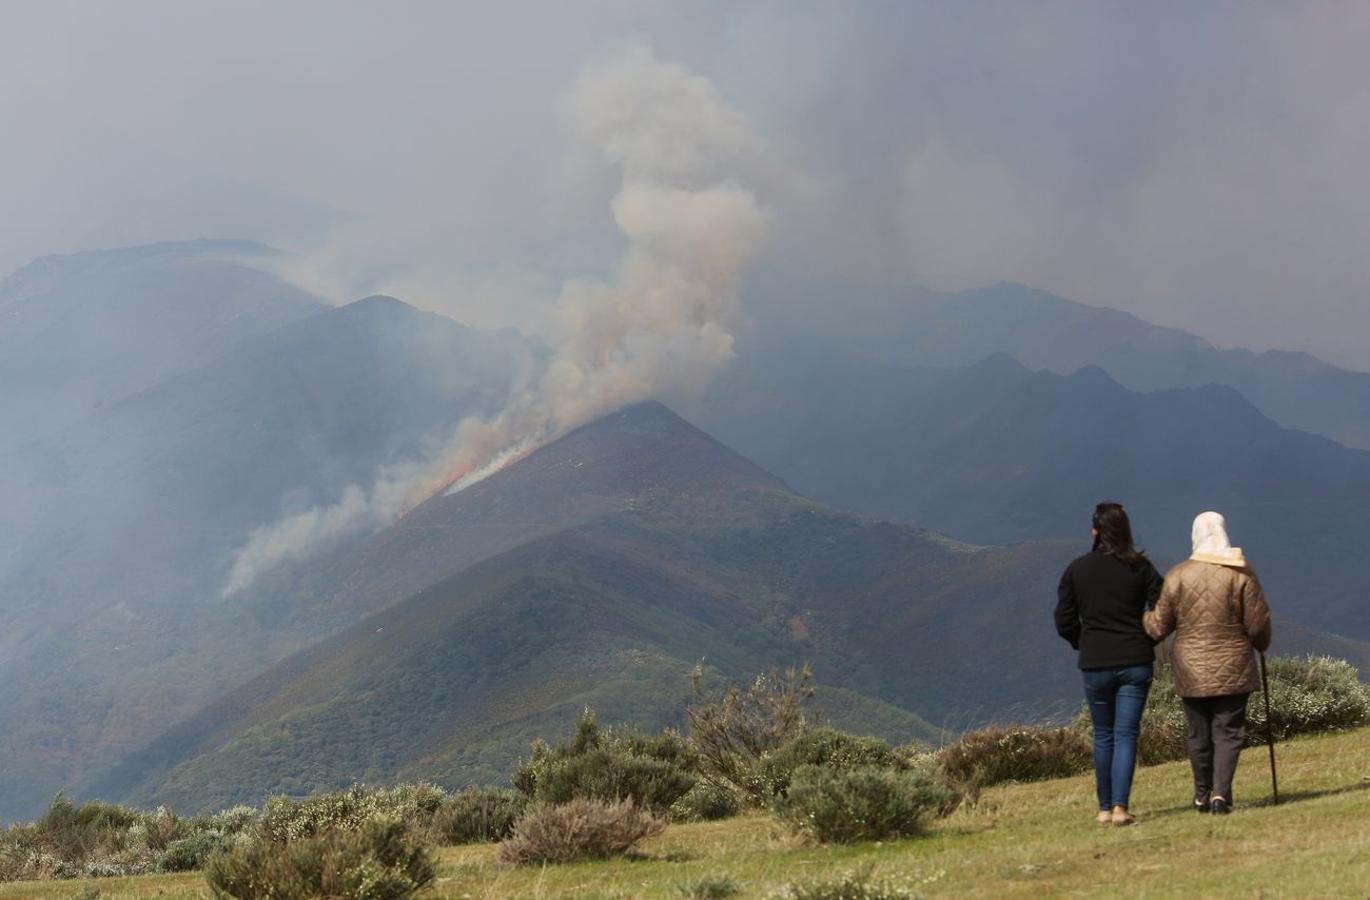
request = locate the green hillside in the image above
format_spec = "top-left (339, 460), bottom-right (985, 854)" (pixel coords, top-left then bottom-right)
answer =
top-left (92, 403), bottom-right (1073, 811)
top-left (7, 728), bottom-right (1366, 898)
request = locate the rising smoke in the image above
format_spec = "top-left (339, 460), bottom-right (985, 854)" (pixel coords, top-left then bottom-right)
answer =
top-left (222, 42), bottom-right (766, 596)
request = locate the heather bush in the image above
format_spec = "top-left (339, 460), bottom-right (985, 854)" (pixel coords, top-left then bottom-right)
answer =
top-left (425, 787), bottom-right (526, 845)
top-left (772, 863), bottom-right (918, 900)
top-left (772, 765), bottom-right (949, 844)
top-left (496, 799), bottom-right (665, 866)
top-left (204, 818), bottom-right (433, 900)
top-left (669, 781), bottom-right (740, 822)
top-left (513, 709), bottom-right (696, 812)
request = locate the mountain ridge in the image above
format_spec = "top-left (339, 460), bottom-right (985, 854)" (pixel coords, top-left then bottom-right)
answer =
top-left (753, 276), bottom-right (1370, 449)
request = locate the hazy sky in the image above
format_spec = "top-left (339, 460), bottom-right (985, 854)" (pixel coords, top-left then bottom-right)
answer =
top-left (4, 1), bottom-right (1369, 368)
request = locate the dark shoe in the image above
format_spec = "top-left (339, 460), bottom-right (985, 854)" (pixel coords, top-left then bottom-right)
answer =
top-left (1195, 790), bottom-right (1211, 813)
top-left (1211, 797), bottom-right (1232, 815)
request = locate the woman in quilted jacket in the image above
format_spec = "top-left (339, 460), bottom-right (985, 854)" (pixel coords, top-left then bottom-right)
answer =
top-left (1145, 511), bottom-right (1272, 814)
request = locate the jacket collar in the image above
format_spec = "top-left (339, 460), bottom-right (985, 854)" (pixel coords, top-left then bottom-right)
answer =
top-left (1190, 548), bottom-right (1247, 568)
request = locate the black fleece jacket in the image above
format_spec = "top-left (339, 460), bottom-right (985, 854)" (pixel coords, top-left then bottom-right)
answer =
top-left (1055, 550), bottom-right (1163, 669)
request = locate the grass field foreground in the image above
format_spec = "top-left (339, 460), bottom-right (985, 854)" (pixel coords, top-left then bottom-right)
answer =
top-left (3, 728), bottom-right (1366, 899)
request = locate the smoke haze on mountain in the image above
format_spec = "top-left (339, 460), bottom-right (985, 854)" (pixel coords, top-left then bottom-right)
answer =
top-left (222, 42), bottom-right (766, 593)
top-left (3, 2), bottom-right (1370, 368)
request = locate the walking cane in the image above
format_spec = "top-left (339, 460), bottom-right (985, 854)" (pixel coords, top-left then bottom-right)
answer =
top-left (1259, 651), bottom-right (1279, 805)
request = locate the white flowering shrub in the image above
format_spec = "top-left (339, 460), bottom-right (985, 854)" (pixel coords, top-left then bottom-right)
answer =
top-left (0, 794), bottom-right (270, 882)
top-left (1249, 655), bottom-right (1370, 741)
top-left (259, 783), bottom-right (447, 844)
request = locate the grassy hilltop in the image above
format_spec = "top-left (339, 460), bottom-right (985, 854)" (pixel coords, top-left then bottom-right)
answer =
top-left (4, 727), bottom-right (1365, 899)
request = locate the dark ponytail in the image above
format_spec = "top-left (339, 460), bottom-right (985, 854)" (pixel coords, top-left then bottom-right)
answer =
top-left (1092, 502), bottom-right (1147, 569)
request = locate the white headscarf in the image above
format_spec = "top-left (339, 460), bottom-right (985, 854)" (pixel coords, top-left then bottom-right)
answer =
top-left (1190, 511), bottom-right (1247, 567)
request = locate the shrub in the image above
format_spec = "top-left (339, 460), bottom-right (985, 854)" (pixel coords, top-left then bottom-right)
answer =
top-left (496, 799), bottom-right (665, 866)
top-left (210, 806), bottom-right (262, 836)
top-left (158, 832), bottom-right (229, 872)
top-left (669, 781), bottom-right (740, 822)
top-left (772, 863), bottom-right (917, 900)
top-left (204, 819), bottom-right (434, 900)
top-left (426, 788), bottom-right (526, 845)
top-left (613, 728), bottom-right (701, 773)
top-left (0, 794), bottom-right (205, 882)
top-left (513, 710), bottom-right (696, 812)
top-left (526, 748), bottom-right (695, 811)
top-left (259, 783), bottom-right (446, 844)
top-left (1137, 670), bottom-right (1188, 765)
top-left (772, 765), bottom-right (949, 844)
top-left (1251, 656), bottom-right (1370, 740)
top-left (686, 666), bottom-right (813, 804)
top-left (677, 873), bottom-right (742, 898)
top-left (760, 728), bottom-right (910, 799)
top-left (938, 725), bottom-right (1092, 796)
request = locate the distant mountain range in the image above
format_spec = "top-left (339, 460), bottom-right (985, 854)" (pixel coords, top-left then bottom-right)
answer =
top-left (757, 277), bottom-right (1370, 450)
top-left (1, 242), bottom-right (1367, 822)
top-left (0, 240), bottom-right (324, 445)
top-left (683, 328), bottom-right (1370, 640)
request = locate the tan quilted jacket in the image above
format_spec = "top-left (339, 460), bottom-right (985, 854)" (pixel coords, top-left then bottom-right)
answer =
top-left (1144, 559), bottom-right (1272, 697)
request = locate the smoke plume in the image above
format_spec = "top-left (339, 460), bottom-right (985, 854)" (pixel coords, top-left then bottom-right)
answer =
top-left (222, 42), bottom-right (765, 596)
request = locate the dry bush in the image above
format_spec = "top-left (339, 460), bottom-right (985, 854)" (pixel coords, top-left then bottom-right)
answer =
top-left (938, 725), bottom-right (1091, 799)
top-left (496, 799), bottom-right (664, 866)
top-left (686, 666), bottom-right (813, 804)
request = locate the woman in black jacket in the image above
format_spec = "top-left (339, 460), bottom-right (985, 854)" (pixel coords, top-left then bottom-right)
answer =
top-left (1055, 502), bottom-right (1163, 826)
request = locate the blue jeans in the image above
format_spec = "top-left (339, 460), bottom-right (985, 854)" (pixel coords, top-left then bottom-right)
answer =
top-left (1082, 664), bottom-right (1153, 810)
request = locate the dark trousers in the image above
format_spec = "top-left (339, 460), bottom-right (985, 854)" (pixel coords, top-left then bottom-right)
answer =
top-left (1182, 693), bottom-right (1249, 802)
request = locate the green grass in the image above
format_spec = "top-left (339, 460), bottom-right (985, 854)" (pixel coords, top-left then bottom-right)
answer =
top-left (6, 728), bottom-right (1367, 898)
